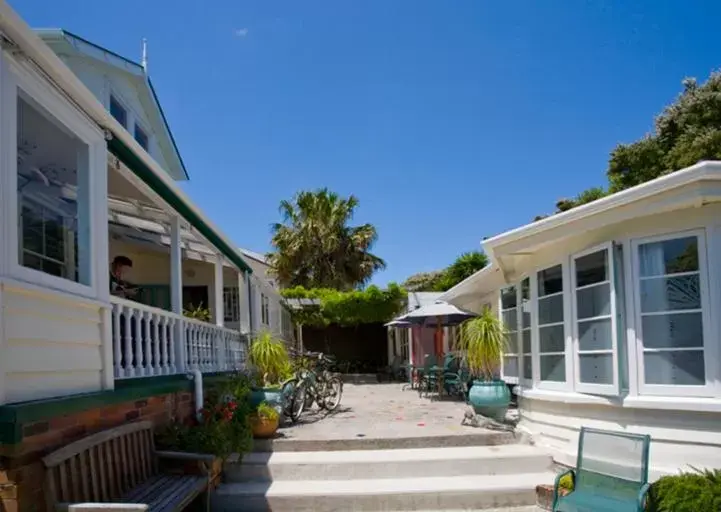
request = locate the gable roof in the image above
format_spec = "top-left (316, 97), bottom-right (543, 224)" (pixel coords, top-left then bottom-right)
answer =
top-left (35, 29), bottom-right (189, 181)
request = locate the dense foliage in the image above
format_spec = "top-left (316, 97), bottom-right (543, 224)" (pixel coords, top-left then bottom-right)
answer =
top-left (248, 331), bottom-right (291, 387)
top-left (282, 283), bottom-right (406, 327)
top-left (648, 468), bottom-right (721, 512)
top-left (155, 373), bottom-right (253, 460)
top-left (537, 70), bottom-right (721, 219)
top-left (268, 188), bottom-right (386, 290)
top-left (402, 251), bottom-right (488, 292)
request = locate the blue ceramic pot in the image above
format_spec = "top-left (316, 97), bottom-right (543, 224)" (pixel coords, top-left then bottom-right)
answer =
top-left (468, 379), bottom-right (511, 422)
top-left (250, 388), bottom-right (282, 408)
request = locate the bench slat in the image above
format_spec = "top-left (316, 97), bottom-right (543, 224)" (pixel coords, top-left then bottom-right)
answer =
top-left (121, 474), bottom-right (206, 512)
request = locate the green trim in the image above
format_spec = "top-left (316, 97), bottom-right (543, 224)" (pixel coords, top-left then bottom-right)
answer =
top-left (0, 373), bottom-right (233, 445)
top-left (107, 137), bottom-right (252, 274)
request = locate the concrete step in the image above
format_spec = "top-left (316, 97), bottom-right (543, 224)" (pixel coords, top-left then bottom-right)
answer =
top-left (226, 444), bottom-right (552, 482)
top-left (212, 472), bottom-right (554, 511)
top-left (251, 430), bottom-right (518, 452)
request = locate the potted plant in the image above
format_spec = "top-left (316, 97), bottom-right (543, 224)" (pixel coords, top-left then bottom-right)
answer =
top-left (248, 330), bottom-right (291, 407)
top-left (249, 401), bottom-right (280, 439)
top-left (457, 307), bottom-right (511, 422)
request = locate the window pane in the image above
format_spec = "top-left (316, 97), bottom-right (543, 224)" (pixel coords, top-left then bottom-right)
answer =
top-left (641, 313), bottom-right (703, 350)
top-left (501, 286), bottom-right (517, 309)
top-left (522, 329), bottom-right (531, 353)
top-left (135, 124), bottom-right (149, 150)
top-left (538, 264), bottom-right (563, 296)
top-left (17, 96), bottom-right (90, 285)
top-left (644, 351), bottom-right (705, 386)
top-left (523, 356), bottom-right (532, 380)
top-left (520, 277), bottom-right (531, 328)
top-left (639, 237), bottom-right (699, 277)
top-left (503, 356), bottom-right (518, 377)
top-left (110, 95), bottom-right (127, 127)
top-left (579, 353), bottom-right (613, 384)
top-left (505, 331), bottom-right (519, 354)
top-left (539, 294), bottom-right (563, 325)
top-left (576, 249), bottom-right (608, 287)
top-left (540, 355), bottom-right (565, 382)
top-left (501, 309), bottom-right (517, 330)
top-left (640, 275), bottom-right (701, 312)
top-left (576, 282), bottom-right (611, 319)
top-left (578, 318), bottom-right (612, 351)
top-left (539, 324), bottom-right (565, 352)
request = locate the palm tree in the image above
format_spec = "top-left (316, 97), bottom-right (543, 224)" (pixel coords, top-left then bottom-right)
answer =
top-left (268, 188), bottom-right (386, 290)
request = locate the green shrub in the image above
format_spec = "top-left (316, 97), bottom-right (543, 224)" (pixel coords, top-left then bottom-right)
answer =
top-left (254, 401), bottom-right (280, 421)
top-left (648, 468), bottom-right (721, 512)
top-left (249, 331), bottom-right (290, 387)
top-left (156, 377), bottom-right (253, 460)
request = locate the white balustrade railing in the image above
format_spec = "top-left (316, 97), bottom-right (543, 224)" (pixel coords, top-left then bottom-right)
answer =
top-left (111, 297), bottom-right (248, 379)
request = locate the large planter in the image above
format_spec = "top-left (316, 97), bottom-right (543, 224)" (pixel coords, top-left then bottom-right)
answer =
top-left (250, 388), bottom-right (282, 408)
top-left (250, 415), bottom-right (279, 439)
top-left (468, 379), bottom-right (511, 422)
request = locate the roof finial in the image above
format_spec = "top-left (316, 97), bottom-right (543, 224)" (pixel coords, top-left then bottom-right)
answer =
top-left (141, 38), bottom-right (148, 73)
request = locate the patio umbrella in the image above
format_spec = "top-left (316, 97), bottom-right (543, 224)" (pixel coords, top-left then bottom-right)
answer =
top-left (399, 301), bottom-right (477, 357)
top-left (384, 319), bottom-right (414, 327)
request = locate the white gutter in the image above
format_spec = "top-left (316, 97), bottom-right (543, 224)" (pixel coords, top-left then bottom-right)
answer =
top-left (0, 1), bottom-right (250, 272)
top-left (482, 160), bottom-right (721, 254)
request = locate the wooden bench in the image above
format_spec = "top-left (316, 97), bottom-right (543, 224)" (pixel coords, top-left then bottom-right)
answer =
top-left (43, 421), bottom-right (215, 512)
top-left (552, 426), bottom-right (651, 512)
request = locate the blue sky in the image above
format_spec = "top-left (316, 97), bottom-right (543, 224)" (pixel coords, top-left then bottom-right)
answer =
top-left (14, 1), bottom-right (721, 286)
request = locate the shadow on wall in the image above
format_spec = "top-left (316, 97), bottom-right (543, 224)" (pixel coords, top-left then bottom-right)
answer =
top-left (301, 323), bottom-right (388, 372)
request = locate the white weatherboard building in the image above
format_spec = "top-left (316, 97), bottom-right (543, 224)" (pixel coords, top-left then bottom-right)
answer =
top-left (0, 2), bottom-right (291, 406)
top-left (440, 161), bottom-right (721, 478)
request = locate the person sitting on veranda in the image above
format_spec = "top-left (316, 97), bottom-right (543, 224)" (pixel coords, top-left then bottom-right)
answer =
top-left (110, 255), bottom-right (139, 299)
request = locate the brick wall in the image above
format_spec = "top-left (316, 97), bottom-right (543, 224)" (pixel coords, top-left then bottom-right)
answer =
top-left (0, 390), bottom-right (195, 512)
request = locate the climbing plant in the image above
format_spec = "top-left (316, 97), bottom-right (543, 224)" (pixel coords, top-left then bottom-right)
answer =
top-left (282, 283), bottom-right (406, 327)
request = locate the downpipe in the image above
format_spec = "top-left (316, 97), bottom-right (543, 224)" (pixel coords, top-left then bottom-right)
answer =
top-left (187, 369), bottom-right (204, 422)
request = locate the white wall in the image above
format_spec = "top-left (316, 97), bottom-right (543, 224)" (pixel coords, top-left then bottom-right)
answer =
top-left (0, 281), bottom-right (106, 403)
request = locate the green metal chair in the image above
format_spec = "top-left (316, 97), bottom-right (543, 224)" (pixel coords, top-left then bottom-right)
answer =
top-left (417, 354), bottom-right (438, 396)
top-left (552, 427), bottom-right (651, 512)
top-left (443, 354), bottom-right (469, 399)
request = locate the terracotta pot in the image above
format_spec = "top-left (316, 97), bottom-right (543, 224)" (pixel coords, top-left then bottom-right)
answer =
top-left (250, 414), bottom-right (279, 439)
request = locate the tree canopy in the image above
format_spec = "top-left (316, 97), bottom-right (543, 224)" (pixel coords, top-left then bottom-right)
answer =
top-left (402, 251), bottom-right (488, 292)
top-left (268, 188), bottom-right (386, 290)
top-left (537, 70), bottom-right (721, 219)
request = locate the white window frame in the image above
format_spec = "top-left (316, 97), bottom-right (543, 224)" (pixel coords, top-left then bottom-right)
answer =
top-left (1, 55), bottom-right (106, 299)
top-left (571, 242), bottom-right (620, 396)
top-left (519, 276), bottom-right (533, 387)
top-left (499, 285), bottom-right (519, 385)
top-left (631, 229), bottom-right (714, 397)
top-left (534, 262), bottom-right (572, 392)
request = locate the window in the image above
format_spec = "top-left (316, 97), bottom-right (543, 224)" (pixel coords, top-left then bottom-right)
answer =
top-left (520, 277), bottom-right (533, 383)
top-left (537, 264), bottom-right (566, 384)
top-left (500, 285), bottom-right (519, 383)
top-left (572, 244), bottom-right (619, 395)
top-left (110, 95), bottom-right (127, 127)
top-left (16, 94), bottom-right (91, 286)
top-left (224, 287), bottom-right (239, 323)
top-left (134, 123), bottom-right (149, 151)
top-left (260, 294), bottom-right (270, 326)
top-left (633, 233), bottom-right (709, 395)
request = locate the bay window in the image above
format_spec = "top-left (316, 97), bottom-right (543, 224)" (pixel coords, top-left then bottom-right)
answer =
top-left (537, 264), bottom-right (566, 386)
top-left (571, 244), bottom-right (619, 395)
top-left (633, 232), bottom-right (711, 396)
top-left (500, 285), bottom-right (519, 383)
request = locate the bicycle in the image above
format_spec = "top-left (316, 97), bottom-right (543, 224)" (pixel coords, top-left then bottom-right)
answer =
top-left (287, 351), bottom-right (343, 423)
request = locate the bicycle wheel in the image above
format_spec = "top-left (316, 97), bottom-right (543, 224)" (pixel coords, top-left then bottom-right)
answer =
top-left (322, 376), bottom-right (343, 411)
top-left (280, 378), bottom-right (298, 418)
top-left (289, 383), bottom-right (307, 423)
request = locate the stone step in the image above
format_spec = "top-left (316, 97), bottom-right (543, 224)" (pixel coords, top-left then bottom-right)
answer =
top-left (251, 430), bottom-right (518, 452)
top-left (227, 444), bottom-right (552, 482)
top-left (212, 472), bottom-right (555, 511)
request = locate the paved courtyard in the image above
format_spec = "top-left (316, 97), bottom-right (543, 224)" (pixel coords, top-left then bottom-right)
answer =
top-left (273, 383), bottom-right (516, 444)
